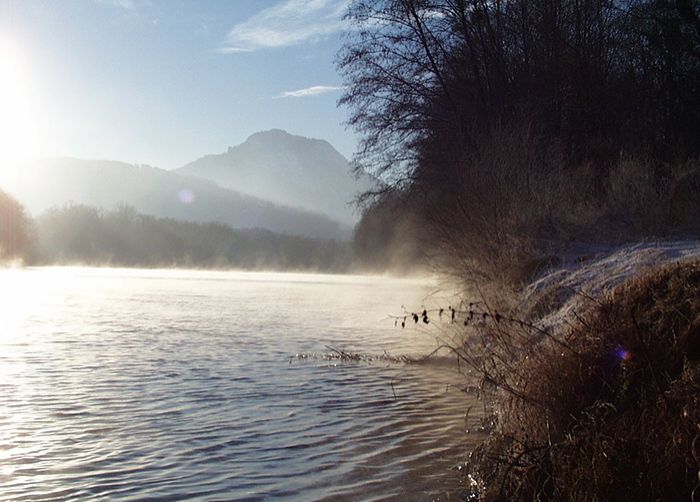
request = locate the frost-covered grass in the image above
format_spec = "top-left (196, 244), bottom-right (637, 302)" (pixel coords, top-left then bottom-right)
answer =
top-left (462, 249), bottom-right (700, 501)
top-left (520, 241), bottom-right (700, 331)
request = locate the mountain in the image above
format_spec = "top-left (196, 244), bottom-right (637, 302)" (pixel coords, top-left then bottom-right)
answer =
top-left (1, 157), bottom-right (348, 240)
top-left (176, 130), bottom-right (373, 226)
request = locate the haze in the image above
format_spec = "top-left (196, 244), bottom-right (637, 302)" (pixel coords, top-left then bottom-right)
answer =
top-left (0, 0), bottom-right (355, 171)
top-left (2, 1), bottom-right (699, 500)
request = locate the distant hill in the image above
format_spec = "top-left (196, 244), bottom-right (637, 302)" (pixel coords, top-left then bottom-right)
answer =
top-left (176, 130), bottom-right (374, 226)
top-left (1, 157), bottom-right (349, 240)
top-left (36, 204), bottom-right (352, 271)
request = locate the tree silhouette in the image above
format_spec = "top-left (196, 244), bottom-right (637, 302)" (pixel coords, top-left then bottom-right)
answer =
top-left (36, 204), bottom-right (352, 271)
top-left (0, 189), bottom-right (34, 262)
top-left (340, 0), bottom-right (700, 283)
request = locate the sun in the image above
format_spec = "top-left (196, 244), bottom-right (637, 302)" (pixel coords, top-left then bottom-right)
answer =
top-left (0, 37), bottom-right (39, 176)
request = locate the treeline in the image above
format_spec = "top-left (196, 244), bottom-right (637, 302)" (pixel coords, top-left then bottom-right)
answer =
top-left (0, 198), bottom-right (353, 272)
top-left (36, 204), bottom-right (352, 271)
top-left (341, 0), bottom-right (700, 287)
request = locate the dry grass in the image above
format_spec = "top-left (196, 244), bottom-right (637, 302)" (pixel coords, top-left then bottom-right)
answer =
top-left (464, 260), bottom-right (700, 501)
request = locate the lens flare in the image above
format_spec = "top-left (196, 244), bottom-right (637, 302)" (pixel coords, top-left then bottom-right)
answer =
top-left (177, 188), bottom-right (195, 204)
top-left (615, 347), bottom-right (632, 362)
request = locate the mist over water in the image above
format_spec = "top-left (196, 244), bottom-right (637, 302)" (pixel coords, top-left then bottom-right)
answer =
top-left (0, 267), bottom-right (482, 500)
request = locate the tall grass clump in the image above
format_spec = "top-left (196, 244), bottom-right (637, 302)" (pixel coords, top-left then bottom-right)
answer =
top-left (463, 260), bottom-right (700, 501)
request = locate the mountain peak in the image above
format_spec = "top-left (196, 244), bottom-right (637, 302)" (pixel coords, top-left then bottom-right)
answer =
top-left (247, 129), bottom-right (292, 141)
top-left (179, 130), bottom-right (374, 225)
top-left (227, 129), bottom-right (304, 154)
top-left (244, 129), bottom-right (318, 149)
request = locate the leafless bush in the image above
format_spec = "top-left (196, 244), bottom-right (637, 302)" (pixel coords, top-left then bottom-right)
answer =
top-left (423, 126), bottom-right (595, 291)
top-left (423, 130), bottom-right (700, 291)
top-left (667, 161), bottom-right (700, 233)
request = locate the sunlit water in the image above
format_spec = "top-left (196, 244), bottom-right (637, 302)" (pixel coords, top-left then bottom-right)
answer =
top-left (0, 267), bottom-right (484, 501)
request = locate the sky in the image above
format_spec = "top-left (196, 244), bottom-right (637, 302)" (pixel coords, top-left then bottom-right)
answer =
top-left (0, 0), bottom-right (356, 170)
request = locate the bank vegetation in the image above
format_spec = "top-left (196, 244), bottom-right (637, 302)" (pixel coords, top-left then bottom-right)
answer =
top-left (339, 0), bottom-right (700, 499)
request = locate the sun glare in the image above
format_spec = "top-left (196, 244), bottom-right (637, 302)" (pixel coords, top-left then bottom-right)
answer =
top-left (0, 37), bottom-right (39, 175)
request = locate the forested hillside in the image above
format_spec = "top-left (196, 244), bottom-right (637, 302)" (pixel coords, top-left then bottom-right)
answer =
top-left (35, 204), bottom-right (351, 271)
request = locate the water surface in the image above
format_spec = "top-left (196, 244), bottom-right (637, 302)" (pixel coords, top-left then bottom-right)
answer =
top-left (0, 267), bottom-right (483, 501)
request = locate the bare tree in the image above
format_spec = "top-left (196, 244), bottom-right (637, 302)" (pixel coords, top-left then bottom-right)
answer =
top-left (340, 0), bottom-right (700, 285)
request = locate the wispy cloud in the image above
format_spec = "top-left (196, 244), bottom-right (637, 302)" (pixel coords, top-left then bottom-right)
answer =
top-left (95, 0), bottom-right (151, 11)
top-left (275, 85), bottom-right (345, 98)
top-left (218, 0), bottom-right (349, 53)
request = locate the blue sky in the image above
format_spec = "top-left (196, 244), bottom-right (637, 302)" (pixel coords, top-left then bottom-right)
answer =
top-left (0, 0), bottom-right (355, 169)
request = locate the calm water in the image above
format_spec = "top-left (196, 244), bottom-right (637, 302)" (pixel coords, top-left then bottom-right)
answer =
top-left (0, 267), bottom-right (483, 501)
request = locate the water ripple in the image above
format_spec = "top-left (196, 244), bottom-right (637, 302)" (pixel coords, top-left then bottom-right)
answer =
top-left (0, 268), bottom-right (484, 501)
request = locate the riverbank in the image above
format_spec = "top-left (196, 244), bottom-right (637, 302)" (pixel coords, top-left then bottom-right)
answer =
top-left (462, 240), bottom-right (700, 500)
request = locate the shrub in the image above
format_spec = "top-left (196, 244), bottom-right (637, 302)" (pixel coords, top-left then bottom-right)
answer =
top-left (424, 134), bottom-right (700, 291)
top-left (467, 260), bottom-right (700, 501)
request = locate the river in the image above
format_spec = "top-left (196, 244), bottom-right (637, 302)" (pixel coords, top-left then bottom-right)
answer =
top-left (0, 267), bottom-right (483, 501)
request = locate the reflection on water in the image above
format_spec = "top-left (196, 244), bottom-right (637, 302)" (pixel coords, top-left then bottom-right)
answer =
top-left (0, 267), bottom-right (484, 500)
